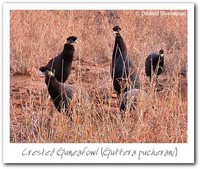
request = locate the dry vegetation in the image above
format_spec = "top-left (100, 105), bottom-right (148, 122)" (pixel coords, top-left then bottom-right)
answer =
top-left (10, 10), bottom-right (187, 143)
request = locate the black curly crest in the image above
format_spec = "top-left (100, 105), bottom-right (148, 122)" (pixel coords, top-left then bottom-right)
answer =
top-left (113, 26), bottom-right (121, 33)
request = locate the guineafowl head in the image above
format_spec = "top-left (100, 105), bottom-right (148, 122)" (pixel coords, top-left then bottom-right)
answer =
top-left (113, 26), bottom-right (121, 34)
top-left (66, 36), bottom-right (78, 44)
top-left (159, 49), bottom-right (164, 57)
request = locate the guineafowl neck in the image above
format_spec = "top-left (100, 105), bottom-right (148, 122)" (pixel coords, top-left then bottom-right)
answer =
top-left (116, 36), bottom-right (127, 51)
top-left (46, 76), bottom-right (61, 98)
top-left (62, 45), bottom-right (75, 62)
top-left (63, 44), bottom-right (75, 53)
top-left (159, 56), bottom-right (164, 62)
top-left (113, 36), bottom-right (128, 60)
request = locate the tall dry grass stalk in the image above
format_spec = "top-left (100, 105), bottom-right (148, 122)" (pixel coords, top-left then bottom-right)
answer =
top-left (10, 10), bottom-right (187, 143)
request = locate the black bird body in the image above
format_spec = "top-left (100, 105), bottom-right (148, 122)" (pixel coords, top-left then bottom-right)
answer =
top-left (44, 70), bottom-right (90, 119)
top-left (111, 26), bottom-right (140, 95)
top-left (40, 36), bottom-right (77, 83)
top-left (44, 70), bottom-right (73, 115)
top-left (145, 49), bottom-right (164, 79)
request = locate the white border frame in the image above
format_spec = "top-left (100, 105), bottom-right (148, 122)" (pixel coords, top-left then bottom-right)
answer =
top-left (3, 2), bottom-right (194, 163)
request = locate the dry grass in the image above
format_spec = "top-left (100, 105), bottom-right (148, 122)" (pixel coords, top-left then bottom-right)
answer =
top-left (10, 10), bottom-right (187, 143)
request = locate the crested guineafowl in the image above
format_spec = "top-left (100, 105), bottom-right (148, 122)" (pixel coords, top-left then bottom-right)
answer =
top-left (40, 36), bottom-right (77, 83)
top-left (145, 49), bottom-right (164, 80)
top-left (43, 70), bottom-right (89, 119)
top-left (111, 26), bottom-right (140, 95)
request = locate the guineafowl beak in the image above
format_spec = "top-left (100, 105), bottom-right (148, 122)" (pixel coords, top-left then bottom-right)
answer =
top-left (113, 31), bottom-right (118, 34)
top-left (160, 54), bottom-right (164, 57)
